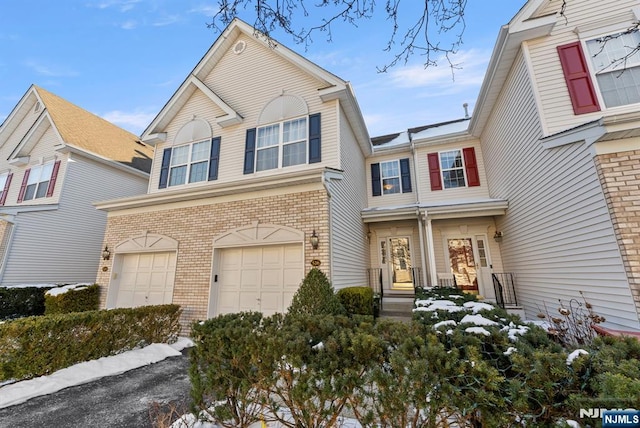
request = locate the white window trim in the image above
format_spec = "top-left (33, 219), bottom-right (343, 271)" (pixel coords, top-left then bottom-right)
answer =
top-left (23, 161), bottom-right (54, 201)
top-left (380, 159), bottom-right (403, 195)
top-left (255, 115), bottom-right (308, 172)
top-left (438, 149), bottom-right (467, 190)
top-left (168, 139), bottom-right (211, 187)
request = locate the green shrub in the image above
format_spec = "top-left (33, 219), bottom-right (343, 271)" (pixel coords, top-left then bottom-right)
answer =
top-left (287, 268), bottom-right (345, 317)
top-left (0, 286), bottom-right (53, 320)
top-left (0, 304), bottom-right (181, 381)
top-left (44, 284), bottom-right (100, 315)
top-left (336, 286), bottom-right (373, 316)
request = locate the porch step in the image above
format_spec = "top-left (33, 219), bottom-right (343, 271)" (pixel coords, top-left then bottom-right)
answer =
top-left (379, 298), bottom-right (414, 322)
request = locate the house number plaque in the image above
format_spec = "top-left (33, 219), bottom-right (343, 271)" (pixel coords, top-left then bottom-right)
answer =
top-left (311, 259), bottom-right (321, 267)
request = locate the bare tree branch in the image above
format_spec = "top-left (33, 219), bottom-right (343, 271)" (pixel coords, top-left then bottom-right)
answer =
top-left (207, 0), bottom-right (466, 72)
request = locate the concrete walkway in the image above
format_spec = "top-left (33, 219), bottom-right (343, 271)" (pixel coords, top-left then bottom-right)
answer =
top-left (0, 349), bottom-right (192, 428)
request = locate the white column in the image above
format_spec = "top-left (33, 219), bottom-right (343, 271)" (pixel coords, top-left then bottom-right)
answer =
top-left (426, 215), bottom-right (438, 287)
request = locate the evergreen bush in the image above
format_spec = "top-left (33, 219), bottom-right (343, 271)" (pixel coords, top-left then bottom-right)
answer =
top-left (287, 268), bottom-right (345, 317)
top-left (0, 304), bottom-right (181, 381)
top-left (0, 286), bottom-right (53, 320)
top-left (44, 284), bottom-right (100, 315)
top-left (336, 286), bottom-right (374, 316)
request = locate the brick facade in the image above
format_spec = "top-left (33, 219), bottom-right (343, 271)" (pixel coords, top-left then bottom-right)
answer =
top-left (96, 189), bottom-right (330, 331)
top-left (595, 149), bottom-right (640, 320)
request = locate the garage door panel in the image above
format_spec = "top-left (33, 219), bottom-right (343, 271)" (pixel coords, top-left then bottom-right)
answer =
top-left (218, 244), bottom-right (303, 315)
top-left (114, 252), bottom-right (176, 308)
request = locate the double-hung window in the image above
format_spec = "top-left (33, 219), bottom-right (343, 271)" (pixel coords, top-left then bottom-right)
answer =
top-left (23, 162), bottom-right (54, 201)
top-left (586, 30), bottom-right (640, 108)
top-left (440, 150), bottom-right (466, 189)
top-left (168, 140), bottom-right (211, 187)
top-left (381, 160), bottom-right (401, 194)
top-left (256, 117), bottom-right (307, 172)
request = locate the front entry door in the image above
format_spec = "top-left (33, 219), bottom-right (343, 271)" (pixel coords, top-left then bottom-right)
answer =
top-left (389, 237), bottom-right (413, 290)
top-left (447, 236), bottom-right (493, 298)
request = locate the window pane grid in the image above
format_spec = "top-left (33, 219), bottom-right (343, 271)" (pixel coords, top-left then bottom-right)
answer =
top-left (255, 116), bottom-right (308, 171)
top-left (23, 163), bottom-right (54, 201)
top-left (440, 150), bottom-right (466, 189)
top-left (380, 160), bottom-right (401, 194)
top-left (168, 140), bottom-right (210, 187)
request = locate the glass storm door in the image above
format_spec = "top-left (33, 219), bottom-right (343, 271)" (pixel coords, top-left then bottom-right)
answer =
top-left (447, 238), bottom-right (479, 292)
top-left (389, 237), bottom-right (413, 290)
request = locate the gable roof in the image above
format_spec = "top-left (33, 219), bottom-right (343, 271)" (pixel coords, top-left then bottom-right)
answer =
top-left (0, 85), bottom-right (153, 173)
top-left (141, 18), bottom-right (372, 156)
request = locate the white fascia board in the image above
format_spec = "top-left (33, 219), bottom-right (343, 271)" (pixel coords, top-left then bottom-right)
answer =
top-left (422, 200), bottom-right (509, 220)
top-left (190, 76), bottom-right (243, 128)
top-left (469, 12), bottom-right (557, 137)
top-left (141, 133), bottom-right (167, 146)
top-left (8, 111), bottom-right (54, 161)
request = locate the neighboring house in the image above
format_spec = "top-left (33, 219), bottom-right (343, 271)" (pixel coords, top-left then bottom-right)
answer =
top-left (97, 0), bottom-right (640, 333)
top-left (0, 85), bottom-right (153, 285)
top-left (95, 19), bottom-right (371, 324)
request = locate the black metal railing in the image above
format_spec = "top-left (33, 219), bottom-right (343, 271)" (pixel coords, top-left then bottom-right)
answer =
top-left (492, 273), bottom-right (518, 308)
top-left (367, 268), bottom-right (384, 311)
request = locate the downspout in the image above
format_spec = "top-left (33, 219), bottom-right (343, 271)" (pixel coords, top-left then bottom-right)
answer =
top-left (426, 214), bottom-right (438, 287)
top-left (322, 171), bottom-right (334, 281)
top-left (411, 134), bottom-right (428, 289)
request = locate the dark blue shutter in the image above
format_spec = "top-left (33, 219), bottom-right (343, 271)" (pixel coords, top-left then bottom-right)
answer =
top-left (371, 163), bottom-right (381, 196)
top-left (243, 128), bottom-right (256, 174)
top-left (158, 148), bottom-right (172, 189)
top-left (308, 113), bottom-right (321, 164)
top-left (208, 137), bottom-right (221, 181)
top-left (400, 158), bottom-right (412, 193)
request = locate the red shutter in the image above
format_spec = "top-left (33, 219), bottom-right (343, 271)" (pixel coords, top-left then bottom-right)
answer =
top-left (427, 153), bottom-right (442, 191)
top-left (17, 169), bottom-right (30, 203)
top-left (557, 42), bottom-right (601, 115)
top-left (0, 173), bottom-right (12, 206)
top-left (463, 147), bottom-right (480, 187)
top-left (46, 160), bottom-right (61, 197)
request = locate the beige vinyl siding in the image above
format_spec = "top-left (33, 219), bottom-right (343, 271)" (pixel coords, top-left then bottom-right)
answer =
top-left (1, 154), bottom-right (148, 285)
top-left (527, 0), bottom-right (640, 135)
top-left (481, 52), bottom-right (638, 330)
top-left (414, 140), bottom-right (491, 204)
top-left (328, 108), bottom-right (369, 288)
top-left (148, 34), bottom-right (340, 193)
top-left (366, 151), bottom-right (417, 208)
top-left (4, 125), bottom-right (66, 207)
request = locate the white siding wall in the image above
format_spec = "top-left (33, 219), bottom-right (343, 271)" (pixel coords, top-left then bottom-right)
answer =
top-left (527, 0), bottom-right (640, 135)
top-left (328, 107), bottom-right (369, 288)
top-left (481, 52), bottom-right (638, 329)
top-left (148, 33), bottom-right (340, 193)
top-left (414, 139), bottom-right (491, 204)
top-left (366, 150), bottom-right (417, 208)
top-left (1, 155), bottom-right (148, 285)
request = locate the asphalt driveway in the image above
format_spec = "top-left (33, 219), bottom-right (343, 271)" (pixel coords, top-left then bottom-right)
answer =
top-left (0, 349), bottom-right (192, 428)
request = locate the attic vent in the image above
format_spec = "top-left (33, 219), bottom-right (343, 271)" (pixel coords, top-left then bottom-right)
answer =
top-left (233, 40), bottom-right (246, 55)
top-left (34, 102), bottom-right (41, 113)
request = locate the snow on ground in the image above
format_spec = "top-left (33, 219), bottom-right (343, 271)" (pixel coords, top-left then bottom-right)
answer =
top-left (0, 337), bottom-right (193, 409)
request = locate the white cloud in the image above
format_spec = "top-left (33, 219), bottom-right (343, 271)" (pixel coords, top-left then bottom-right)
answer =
top-left (93, 0), bottom-right (141, 12)
top-left (188, 5), bottom-right (220, 16)
top-left (389, 49), bottom-right (491, 91)
top-left (24, 61), bottom-right (79, 77)
top-left (152, 14), bottom-right (181, 27)
top-left (120, 20), bottom-right (138, 30)
top-left (102, 109), bottom-right (156, 134)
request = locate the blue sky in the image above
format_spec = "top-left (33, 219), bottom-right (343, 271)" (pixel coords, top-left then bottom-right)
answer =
top-left (0, 1), bottom-right (525, 138)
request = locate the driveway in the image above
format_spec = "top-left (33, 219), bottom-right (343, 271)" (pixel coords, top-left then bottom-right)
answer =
top-left (0, 349), bottom-right (192, 428)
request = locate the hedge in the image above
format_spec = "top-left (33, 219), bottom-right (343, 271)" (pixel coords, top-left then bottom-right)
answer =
top-left (0, 304), bottom-right (181, 381)
top-left (336, 286), bottom-right (374, 316)
top-left (0, 286), bottom-right (54, 320)
top-left (44, 284), bottom-right (100, 315)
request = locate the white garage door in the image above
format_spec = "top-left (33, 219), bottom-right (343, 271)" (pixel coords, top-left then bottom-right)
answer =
top-left (217, 244), bottom-right (304, 316)
top-left (115, 252), bottom-right (177, 308)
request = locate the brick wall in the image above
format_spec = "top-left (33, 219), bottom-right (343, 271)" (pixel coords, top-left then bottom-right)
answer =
top-left (595, 149), bottom-right (640, 321)
top-left (96, 189), bottom-right (330, 331)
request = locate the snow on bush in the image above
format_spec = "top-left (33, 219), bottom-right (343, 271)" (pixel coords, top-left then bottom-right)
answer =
top-left (459, 314), bottom-right (499, 326)
top-left (566, 349), bottom-right (589, 365)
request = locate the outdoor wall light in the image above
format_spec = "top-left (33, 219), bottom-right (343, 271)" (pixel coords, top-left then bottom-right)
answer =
top-left (310, 230), bottom-right (319, 250)
top-left (493, 231), bottom-right (503, 243)
top-left (102, 245), bottom-right (111, 260)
